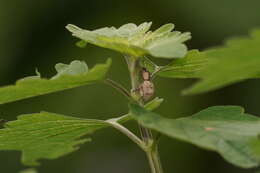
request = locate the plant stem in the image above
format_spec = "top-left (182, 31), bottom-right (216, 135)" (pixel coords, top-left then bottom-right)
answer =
top-left (146, 143), bottom-right (164, 173)
top-left (106, 119), bottom-right (146, 151)
top-left (104, 78), bottom-right (132, 100)
top-left (125, 56), bottom-right (164, 173)
top-left (146, 152), bottom-right (157, 173)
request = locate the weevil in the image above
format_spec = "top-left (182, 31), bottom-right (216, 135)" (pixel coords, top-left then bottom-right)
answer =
top-left (139, 68), bottom-right (155, 101)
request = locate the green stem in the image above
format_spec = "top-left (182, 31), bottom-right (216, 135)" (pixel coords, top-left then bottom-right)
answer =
top-left (106, 119), bottom-right (146, 151)
top-left (125, 55), bottom-right (164, 173)
top-left (148, 144), bottom-right (164, 173)
top-left (146, 152), bottom-right (157, 173)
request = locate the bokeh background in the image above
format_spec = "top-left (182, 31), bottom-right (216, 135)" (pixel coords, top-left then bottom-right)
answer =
top-left (0, 0), bottom-right (260, 173)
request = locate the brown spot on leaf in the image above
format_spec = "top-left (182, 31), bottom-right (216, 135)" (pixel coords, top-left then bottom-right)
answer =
top-left (205, 127), bottom-right (214, 131)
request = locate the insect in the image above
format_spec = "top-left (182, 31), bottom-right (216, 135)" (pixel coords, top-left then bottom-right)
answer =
top-left (139, 68), bottom-right (155, 101)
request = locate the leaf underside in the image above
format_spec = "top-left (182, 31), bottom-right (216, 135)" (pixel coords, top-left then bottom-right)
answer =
top-left (130, 104), bottom-right (260, 168)
top-left (66, 22), bottom-right (191, 59)
top-left (0, 59), bottom-right (111, 104)
top-left (0, 97), bottom-right (162, 166)
top-left (183, 29), bottom-right (260, 94)
top-left (157, 50), bottom-right (208, 78)
top-left (0, 112), bottom-right (109, 166)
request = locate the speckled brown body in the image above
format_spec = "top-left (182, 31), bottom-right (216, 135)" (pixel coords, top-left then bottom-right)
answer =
top-left (139, 80), bottom-right (154, 101)
top-left (138, 68), bottom-right (155, 101)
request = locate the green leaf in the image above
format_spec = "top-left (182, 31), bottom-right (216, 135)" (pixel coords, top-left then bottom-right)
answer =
top-left (0, 97), bottom-right (163, 166)
top-left (114, 97), bottom-right (164, 124)
top-left (0, 59), bottom-right (111, 104)
top-left (130, 104), bottom-right (260, 168)
top-left (145, 31), bottom-right (191, 58)
top-left (144, 97), bottom-right (164, 111)
top-left (19, 168), bottom-right (37, 173)
top-left (66, 22), bottom-right (191, 59)
top-left (52, 60), bottom-right (88, 79)
top-left (0, 112), bottom-right (109, 166)
top-left (157, 50), bottom-right (208, 78)
top-left (183, 29), bottom-right (260, 94)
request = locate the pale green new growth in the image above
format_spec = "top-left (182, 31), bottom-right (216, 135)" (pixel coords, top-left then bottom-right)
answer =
top-left (184, 29), bottom-right (260, 94)
top-left (0, 112), bottom-right (109, 166)
top-left (66, 22), bottom-right (191, 58)
top-left (0, 59), bottom-right (111, 104)
top-left (158, 50), bottom-right (208, 78)
top-left (130, 104), bottom-right (260, 168)
top-left (52, 60), bottom-right (88, 79)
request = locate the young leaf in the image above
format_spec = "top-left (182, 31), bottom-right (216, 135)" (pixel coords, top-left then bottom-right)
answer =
top-left (157, 50), bottom-right (208, 78)
top-left (66, 22), bottom-right (191, 59)
top-left (52, 60), bottom-right (88, 79)
top-left (183, 29), bottom-right (260, 94)
top-left (0, 59), bottom-right (111, 104)
top-left (0, 112), bottom-right (109, 166)
top-left (112, 97), bottom-right (164, 124)
top-left (130, 104), bottom-right (260, 168)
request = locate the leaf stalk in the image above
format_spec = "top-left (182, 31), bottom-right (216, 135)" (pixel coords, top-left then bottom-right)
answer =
top-left (106, 119), bottom-right (146, 151)
top-left (104, 78), bottom-right (132, 100)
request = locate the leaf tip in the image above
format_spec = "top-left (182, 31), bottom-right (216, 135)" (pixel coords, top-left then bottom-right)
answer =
top-left (66, 24), bottom-right (81, 33)
top-left (181, 88), bottom-right (196, 96)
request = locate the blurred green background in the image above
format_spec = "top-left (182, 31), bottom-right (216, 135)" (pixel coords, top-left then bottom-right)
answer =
top-left (0, 0), bottom-right (260, 173)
